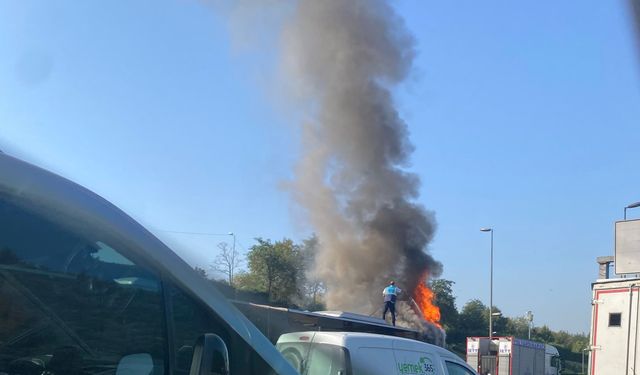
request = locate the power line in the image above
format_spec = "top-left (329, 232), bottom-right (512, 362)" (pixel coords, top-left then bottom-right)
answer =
top-left (153, 228), bottom-right (251, 251)
top-left (153, 229), bottom-right (231, 237)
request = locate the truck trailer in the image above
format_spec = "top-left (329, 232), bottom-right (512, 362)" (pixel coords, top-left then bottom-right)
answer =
top-left (588, 262), bottom-right (640, 375)
top-left (588, 222), bottom-right (640, 375)
top-left (466, 336), bottom-right (560, 375)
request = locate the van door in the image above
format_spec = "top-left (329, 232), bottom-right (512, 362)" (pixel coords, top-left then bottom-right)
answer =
top-left (351, 347), bottom-right (397, 375)
top-left (443, 360), bottom-right (477, 375)
top-left (276, 336), bottom-right (350, 375)
top-left (392, 349), bottom-right (443, 375)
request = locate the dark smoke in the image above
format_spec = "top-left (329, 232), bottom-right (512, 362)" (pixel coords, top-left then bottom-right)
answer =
top-left (215, 0), bottom-right (443, 340)
top-left (280, 0), bottom-right (442, 320)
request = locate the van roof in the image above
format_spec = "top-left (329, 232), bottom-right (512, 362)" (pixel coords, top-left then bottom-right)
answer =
top-left (314, 311), bottom-right (388, 325)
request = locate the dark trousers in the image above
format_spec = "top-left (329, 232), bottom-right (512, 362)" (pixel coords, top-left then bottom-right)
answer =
top-left (382, 301), bottom-right (396, 326)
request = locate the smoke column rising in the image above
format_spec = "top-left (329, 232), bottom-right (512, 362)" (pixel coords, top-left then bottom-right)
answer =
top-left (280, 0), bottom-right (442, 315)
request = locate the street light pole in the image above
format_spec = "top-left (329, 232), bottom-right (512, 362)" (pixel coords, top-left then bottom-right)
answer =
top-left (481, 227), bottom-right (494, 340)
top-left (624, 201), bottom-right (640, 220)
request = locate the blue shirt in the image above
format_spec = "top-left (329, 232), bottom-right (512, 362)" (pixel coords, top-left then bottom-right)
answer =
top-left (383, 285), bottom-right (401, 303)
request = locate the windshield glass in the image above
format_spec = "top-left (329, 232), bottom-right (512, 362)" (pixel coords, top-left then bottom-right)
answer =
top-left (0, 192), bottom-right (165, 375)
top-left (276, 341), bottom-right (350, 375)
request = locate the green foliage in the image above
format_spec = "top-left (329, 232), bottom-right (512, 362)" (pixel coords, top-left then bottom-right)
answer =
top-left (234, 271), bottom-right (264, 291)
top-left (430, 279), bottom-right (463, 351)
top-left (430, 279), bottom-right (458, 328)
top-left (504, 316), bottom-right (530, 339)
top-left (299, 234), bottom-right (326, 310)
top-left (459, 299), bottom-right (488, 337)
top-left (531, 325), bottom-right (554, 343)
top-left (235, 237), bottom-right (303, 305)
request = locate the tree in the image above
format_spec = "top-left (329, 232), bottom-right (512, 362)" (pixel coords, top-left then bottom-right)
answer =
top-left (503, 316), bottom-right (530, 339)
top-left (211, 241), bottom-right (243, 286)
top-left (299, 235), bottom-right (326, 310)
top-left (553, 330), bottom-right (572, 347)
top-left (430, 279), bottom-right (464, 351)
top-left (233, 271), bottom-right (264, 292)
top-left (236, 238), bottom-right (303, 305)
top-left (569, 333), bottom-right (589, 353)
top-left (459, 299), bottom-right (488, 338)
top-left (194, 266), bottom-right (208, 279)
top-left (430, 279), bottom-right (459, 329)
top-left (531, 325), bottom-right (554, 343)
top-left (489, 306), bottom-right (508, 336)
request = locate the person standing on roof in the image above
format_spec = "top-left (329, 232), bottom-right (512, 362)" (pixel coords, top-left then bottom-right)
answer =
top-left (382, 281), bottom-right (402, 326)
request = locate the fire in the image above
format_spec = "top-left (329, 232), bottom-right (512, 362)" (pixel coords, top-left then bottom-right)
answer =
top-left (413, 273), bottom-right (442, 328)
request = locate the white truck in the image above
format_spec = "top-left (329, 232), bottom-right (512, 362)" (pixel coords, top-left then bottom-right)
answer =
top-left (588, 274), bottom-right (640, 374)
top-left (277, 331), bottom-right (478, 375)
top-left (466, 337), bottom-right (560, 375)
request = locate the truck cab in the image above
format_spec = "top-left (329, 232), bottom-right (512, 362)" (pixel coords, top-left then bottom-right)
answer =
top-left (544, 344), bottom-right (560, 375)
top-left (0, 153), bottom-right (299, 375)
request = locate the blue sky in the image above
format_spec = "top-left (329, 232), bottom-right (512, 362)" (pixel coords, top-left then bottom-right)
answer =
top-left (1, 0), bottom-right (639, 334)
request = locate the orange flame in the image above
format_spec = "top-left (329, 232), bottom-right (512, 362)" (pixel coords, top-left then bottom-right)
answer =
top-left (413, 273), bottom-right (442, 328)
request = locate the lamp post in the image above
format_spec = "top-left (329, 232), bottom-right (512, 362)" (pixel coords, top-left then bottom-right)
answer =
top-left (624, 201), bottom-right (640, 220)
top-left (481, 227), bottom-right (494, 339)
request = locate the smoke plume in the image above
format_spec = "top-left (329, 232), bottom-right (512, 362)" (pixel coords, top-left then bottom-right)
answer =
top-left (280, 0), bottom-right (442, 319)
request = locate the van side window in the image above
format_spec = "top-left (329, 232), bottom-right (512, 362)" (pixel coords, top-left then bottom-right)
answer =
top-left (445, 361), bottom-right (475, 375)
top-left (169, 284), bottom-right (278, 375)
top-left (275, 341), bottom-right (350, 375)
top-left (305, 343), bottom-right (350, 375)
top-left (0, 195), bottom-right (167, 375)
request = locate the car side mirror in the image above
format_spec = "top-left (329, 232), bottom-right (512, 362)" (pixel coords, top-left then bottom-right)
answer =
top-left (189, 334), bottom-right (230, 375)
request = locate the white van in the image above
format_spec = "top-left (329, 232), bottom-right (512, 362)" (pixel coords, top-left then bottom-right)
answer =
top-left (0, 152), bottom-right (298, 375)
top-left (276, 331), bottom-right (478, 375)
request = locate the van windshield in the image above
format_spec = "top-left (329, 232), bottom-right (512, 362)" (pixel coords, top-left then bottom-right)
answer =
top-left (276, 342), bottom-right (350, 375)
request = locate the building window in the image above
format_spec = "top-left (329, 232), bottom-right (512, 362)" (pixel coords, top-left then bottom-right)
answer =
top-left (609, 313), bottom-right (622, 327)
